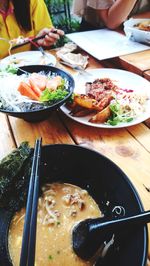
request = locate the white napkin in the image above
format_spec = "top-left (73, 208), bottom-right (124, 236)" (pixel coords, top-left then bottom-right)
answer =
top-left (56, 42), bottom-right (89, 69)
top-left (58, 52), bottom-right (89, 69)
top-left (56, 42), bottom-right (77, 58)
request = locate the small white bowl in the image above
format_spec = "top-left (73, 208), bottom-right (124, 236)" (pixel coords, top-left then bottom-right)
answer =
top-left (124, 18), bottom-right (150, 44)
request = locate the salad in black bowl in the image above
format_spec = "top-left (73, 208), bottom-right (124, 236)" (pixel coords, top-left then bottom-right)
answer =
top-left (0, 65), bottom-right (75, 122)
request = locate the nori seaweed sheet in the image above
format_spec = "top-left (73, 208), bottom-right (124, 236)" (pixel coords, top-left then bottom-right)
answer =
top-left (0, 142), bottom-right (32, 211)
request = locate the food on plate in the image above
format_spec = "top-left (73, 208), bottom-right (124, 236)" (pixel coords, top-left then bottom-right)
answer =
top-left (134, 20), bottom-right (150, 31)
top-left (9, 183), bottom-right (101, 266)
top-left (67, 77), bottom-right (149, 125)
top-left (5, 54), bottom-right (49, 66)
top-left (8, 57), bottom-right (28, 65)
top-left (0, 69), bottom-right (69, 112)
top-left (8, 36), bottom-right (31, 55)
top-left (73, 95), bottom-right (100, 110)
top-left (89, 106), bottom-right (111, 123)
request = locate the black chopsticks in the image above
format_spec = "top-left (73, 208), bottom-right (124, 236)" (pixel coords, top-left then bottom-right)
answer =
top-left (19, 138), bottom-right (42, 266)
top-left (11, 29), bottom-right (58, 50)
top-left (11, 34), bottom-right (46, 50)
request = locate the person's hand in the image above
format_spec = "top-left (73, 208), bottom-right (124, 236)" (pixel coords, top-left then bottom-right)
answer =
top-left (36, 27), bottom-right (64, 47)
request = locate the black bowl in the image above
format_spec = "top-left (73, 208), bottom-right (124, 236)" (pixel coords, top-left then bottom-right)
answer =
top-left (0, 144), bottom-right (148, 266)
top-left (0, 65), bottom-right (75, 122)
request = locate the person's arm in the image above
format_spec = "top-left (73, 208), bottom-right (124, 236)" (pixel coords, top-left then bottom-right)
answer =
top-left (97, 0), bottom-right (137, 29)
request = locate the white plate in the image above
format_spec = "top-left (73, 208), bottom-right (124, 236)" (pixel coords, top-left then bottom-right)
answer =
top-left (124, 18), bottom-right (150, 44)
top-left (1, 51), bottom-right (57, 67)
top-left (60, 68), bottom-right (150, 128)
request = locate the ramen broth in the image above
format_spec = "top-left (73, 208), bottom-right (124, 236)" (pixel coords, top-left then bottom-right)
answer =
top-left (9, 183), bottom-right (101, 266)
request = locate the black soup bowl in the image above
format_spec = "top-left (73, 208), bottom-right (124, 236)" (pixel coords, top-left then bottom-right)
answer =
top-left (0, 65), bottom-right (75, 122)
top-left (0, 144), bottom-right (148, 266)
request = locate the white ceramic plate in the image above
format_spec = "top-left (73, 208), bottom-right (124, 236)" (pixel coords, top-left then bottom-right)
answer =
top-left (1, 51), bottom-right (57, 67)
top-left (60, 68), bottom-right (150, 128)
top-left (124, 18), bottom-right (150, 44)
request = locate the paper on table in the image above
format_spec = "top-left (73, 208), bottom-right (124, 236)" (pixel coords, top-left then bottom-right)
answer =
top-left (66, 29), bottom-right (149, 60)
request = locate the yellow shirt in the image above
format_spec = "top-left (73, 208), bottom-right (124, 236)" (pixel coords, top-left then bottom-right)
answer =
top-left (0, 0), bottom-right (53, 59)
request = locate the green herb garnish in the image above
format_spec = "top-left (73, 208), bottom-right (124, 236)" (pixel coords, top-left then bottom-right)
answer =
top-left (48, 255), bottom-right (53, 260)
top-left (0, 65), bottom-right (18, 74)
top-left (40, 88), bottom-right (68, 103)
top-left (106, 101), bottom-right (133, 126)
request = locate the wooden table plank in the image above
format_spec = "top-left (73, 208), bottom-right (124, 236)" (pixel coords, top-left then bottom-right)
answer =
top-left (127, 123), bottom-right (150, 153)
top-left (144, 70), bottom-right (150, 81)
top-left (0, 113), bottom-right (15, 159)
top-left (118, 50), bottom-right (150, 76)
top-left (145, 118), bottom-right (150, 128)
top-left (8, 111), bottom-right (74, 147)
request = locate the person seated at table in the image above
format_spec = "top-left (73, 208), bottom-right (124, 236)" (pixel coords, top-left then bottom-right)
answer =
top-left (72, 0), bottom-right (150, 31)
top-left (0, 0), bottom-right (64, 59)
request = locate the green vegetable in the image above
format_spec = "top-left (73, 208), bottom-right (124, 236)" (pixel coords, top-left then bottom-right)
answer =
top-left (5, 65), bottom-right (18, 74)
top-left (0, 65), bottom-right (18, 74)
top-left (40, 88), bottom-right (68, 103)
top-left (40, 77), bottom-right (69, 103)
top-left (107, 101), bottom-right (133, 126)
top-left (0, 142), bottom-right (32, 210)
top-left (48, 255), bottom-right (53, 260)
top-left (57, 78), bottom-right (65, 90)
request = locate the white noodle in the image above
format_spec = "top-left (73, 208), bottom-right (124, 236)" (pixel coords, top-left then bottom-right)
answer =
top-left (15, 214), bottom-right (25, 225)
top-left (45, 200), bottom-right (58, 223)
top-left (0, 73), bottom-right (40, 111)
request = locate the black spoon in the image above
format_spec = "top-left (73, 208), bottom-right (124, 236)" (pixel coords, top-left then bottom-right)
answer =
top-left (72, 210), bottom-right (150, 261)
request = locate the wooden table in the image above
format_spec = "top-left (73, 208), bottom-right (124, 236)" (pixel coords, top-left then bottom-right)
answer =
top-left (0, 47), bottom-right (150, 265)
top-left (144, 69), bottom-right (150, 81)
top-left (119, 50), bottom-right (150, 77)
